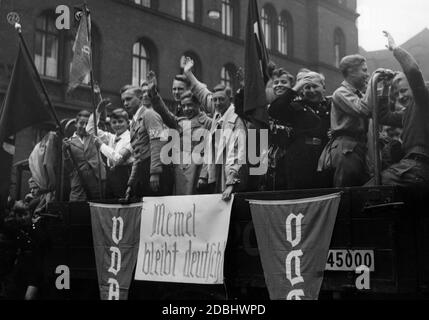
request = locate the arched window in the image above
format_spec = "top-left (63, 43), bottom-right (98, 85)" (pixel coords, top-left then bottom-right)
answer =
top-left (181, 0), bottom-right (195, 22)
top-left (334, 28), bottom-right (346, 68)
top-left (179, 51), bottom-right (202, 80)
top-left (132, 41), bottom-right (152, 86)
top-left (278, 11), bottom-right (292, 56)
top-left (220, 63), bottom-right (238, 93)
top-left (261, 5), bottom-right (277, 50)
top-left (34, 13), bottom-right (59, 78)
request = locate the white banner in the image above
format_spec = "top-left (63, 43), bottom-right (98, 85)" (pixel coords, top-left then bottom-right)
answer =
top-left (134, 194), bottom-right (234, 284)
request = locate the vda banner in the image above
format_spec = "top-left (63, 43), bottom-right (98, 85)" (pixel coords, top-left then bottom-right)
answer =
top-left (249, 193), bottom-right (342, 300)
top-left (135, 194), bottom-right (234, 284)
top-left (90, 203), bottom-right (142, 300)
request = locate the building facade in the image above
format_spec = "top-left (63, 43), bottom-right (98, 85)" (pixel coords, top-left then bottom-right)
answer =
top-left (0, 0), bottom-right (359, 168)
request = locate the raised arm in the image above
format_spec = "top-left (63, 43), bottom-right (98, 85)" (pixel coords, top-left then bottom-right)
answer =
top-left (384, 31), bottom-right (429, 107)
top-left (86, 99), bottom-right (115, 143)
top-left (183, 57), bottom-right (215, 115)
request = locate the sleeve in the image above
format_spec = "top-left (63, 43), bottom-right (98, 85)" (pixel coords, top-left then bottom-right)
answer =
top-left (267, 88), bottom-right (298, 120)
top-left (332, 87), bottom-right (371, 118)
top-left (86, 113), bottom-right (113, 144)
top-left (393, 47), bottom-right (429, 107)
top-left (151, 93), bottom-right (180, 130)
top-left (225, 118), bottom-right (247, 187)
top-left (144, 111), bottom-right (165, 175)
top-left (127, 159), bottom-right (140, 188)
top-left (99, 144), bottom-right (131, 167)
top-left (191, 79), bottom-right (215, 116)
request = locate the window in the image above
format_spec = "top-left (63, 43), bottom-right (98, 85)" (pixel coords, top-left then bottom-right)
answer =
top-left (278, 11), bottom-right (292, 56)
top-left (133, 0), bottom-right (151, 6)
top-left (132, 42), bottom-right (150, 86)
top-left (220, 63), bottom-right (238, 93)
top-left (334, 28), bottom-right (346, 68)
top-left (261, 5), bottom-right (276, 50)
top-left (181, 0), bottom-right (195, 22)
top-left (35, 13), bottom-right (59, 78)
top-left (222, 0), bottom-right (233, 36)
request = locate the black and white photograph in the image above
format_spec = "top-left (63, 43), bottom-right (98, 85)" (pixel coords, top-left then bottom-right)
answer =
top-left (1, 0), bottom-right (429, 307)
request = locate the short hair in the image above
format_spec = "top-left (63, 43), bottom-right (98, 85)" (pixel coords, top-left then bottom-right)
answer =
top-left (213, 83), bottom-right (232, 99)
top-left (120, 84), bottom-right (133, 95)
top-left (180, 91), bottom-right (199, 105)
top-left (272, 68), bottom-right (295, 86)
top-left (110, 108), bottom-right (129, 122)
top-left (76, 110), bottom-right (91, 120)
top-left (339, 54), bottom-right (366, 77)
top-left (122, 86), bottom-right (143, 98)
top-left (296, 70), bottom-right (326, 88)
top-left (174, 74), bottom-right (190, 87)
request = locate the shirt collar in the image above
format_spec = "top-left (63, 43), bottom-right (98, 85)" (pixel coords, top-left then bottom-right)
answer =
top-left (133, 105), bottom-right (146, 122)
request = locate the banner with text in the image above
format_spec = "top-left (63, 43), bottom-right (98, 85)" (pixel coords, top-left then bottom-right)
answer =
top-left (135, 194), bottom-right (233, 284)
top-left (90, 203), bottom-right (142, 300)
top-left (249, 193), bottom-right (341, 300)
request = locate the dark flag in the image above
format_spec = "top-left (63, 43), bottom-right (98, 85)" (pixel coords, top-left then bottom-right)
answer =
top-left (0, 41), bottom-right (55, 209)
top-left (249, 193), bottom-right (342, 300)
top-left (68, 9), bottom-right (91, 93)
top-left (0, 136), bottom-right (15, 212)
top-left (244, 0), bottom-right (270, 128)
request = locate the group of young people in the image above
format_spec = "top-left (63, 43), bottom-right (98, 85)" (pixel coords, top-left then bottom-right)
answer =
top-left (56, 31), bottom-right (429, 205)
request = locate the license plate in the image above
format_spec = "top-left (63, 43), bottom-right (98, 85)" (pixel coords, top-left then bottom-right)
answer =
top-left (325, 250), bottom-right (375, 272)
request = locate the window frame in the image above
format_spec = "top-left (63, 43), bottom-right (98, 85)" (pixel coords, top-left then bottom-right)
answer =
top-left (34, 13), bottom-right (60, 79)
top-left (277, 11), bottom-right (293, 56)
top-left (334, 28), bottom-right (346, 68)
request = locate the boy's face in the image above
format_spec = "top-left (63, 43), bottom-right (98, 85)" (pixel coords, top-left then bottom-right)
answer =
top-left (76, 116), bottom-right (89, 137)
top-left (273, 74), bottom-right (292, 97)
top-left (121, 89), bottom-right (142, 116)
top-left (181, 97), bottom-right (199, 119)
top-left (172, 80), bottom-right (186, 102)
top-left (349, 62), bottom-right (369, 91)
top-left (393, 77), bottom-right (413, 110)
top-left (111, 117), bottom-right (128, 136)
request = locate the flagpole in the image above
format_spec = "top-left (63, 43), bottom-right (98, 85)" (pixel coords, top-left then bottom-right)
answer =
top-left (15, 23), bottom-right (67, 201)
top-left (14, 23), bottom-right (85, 202)
top-left (15, 24), bottom-right (64, 136)
top-left (83, 3), bottom-right (104, 198)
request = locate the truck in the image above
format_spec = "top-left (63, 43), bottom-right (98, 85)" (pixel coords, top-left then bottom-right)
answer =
top-left (25, 184), bottom-right (428, 300)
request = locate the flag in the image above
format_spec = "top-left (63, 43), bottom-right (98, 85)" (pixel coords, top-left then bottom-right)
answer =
top-left (0, 41), bottom-right (56, 209)
top-left (249, 193), bottom-right (342, 300)
top-left (68, 9), bottom-right (91, 93)
top-left (90, 203), bottom-right (142, 300)
top-left (0, 42), bottom-right (55, 145)
top-left (244, 0), bottom-right (270, 128)
top-left (0, 136), bottom-right (15, 211)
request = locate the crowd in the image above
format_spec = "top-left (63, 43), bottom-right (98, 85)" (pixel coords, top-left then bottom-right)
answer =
top-left (2, 31), bottom-right (429, 299)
